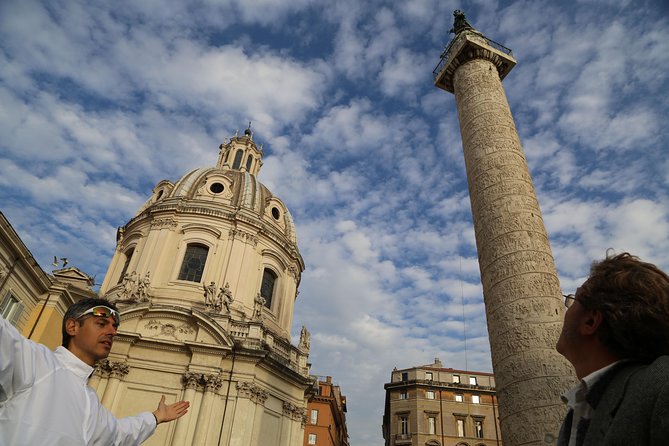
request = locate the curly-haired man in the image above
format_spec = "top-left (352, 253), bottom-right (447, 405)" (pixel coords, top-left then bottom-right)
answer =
top-left (557, 252), bottom-right (669, 445)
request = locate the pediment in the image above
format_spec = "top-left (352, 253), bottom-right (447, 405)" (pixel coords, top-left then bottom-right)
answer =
top-left (119, 306), bottom-right (234, 349)
top-left (52, 267), bottom-right (94, 288)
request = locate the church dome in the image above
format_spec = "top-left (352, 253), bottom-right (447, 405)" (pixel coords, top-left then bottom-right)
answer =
top-left (134, 132), bottom-right (298, 246)
top-left (136, 166), bottom-right (298, 245)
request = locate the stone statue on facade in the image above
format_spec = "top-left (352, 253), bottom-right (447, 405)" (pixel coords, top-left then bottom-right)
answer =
top-left (137, 272), bottom-right (151, 302)
top-left (203, 281), bottom-right (217, 308)
top-left (120, 271), bottom-right (139, 301)
top-left (253, 293), bottom-right (266, 320)
top-left (299, 325), bottom-right (310, 350)
top-left (218, 282), bottom-right (234, 313)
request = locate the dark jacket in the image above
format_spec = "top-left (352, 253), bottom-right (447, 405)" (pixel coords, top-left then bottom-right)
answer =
top-left (557, 356), bottom-right (669, 446)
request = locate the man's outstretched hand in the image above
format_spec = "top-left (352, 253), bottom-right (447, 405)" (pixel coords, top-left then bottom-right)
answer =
top-left (153, 395), bottom-right (190, 424)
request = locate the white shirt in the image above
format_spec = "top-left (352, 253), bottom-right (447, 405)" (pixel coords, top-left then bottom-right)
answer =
top-left (0, 315), bottom-right (156, 446)
top-left (561, 362), bottom-right (621, 446)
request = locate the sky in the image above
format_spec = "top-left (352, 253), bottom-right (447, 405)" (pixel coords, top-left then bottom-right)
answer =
top-left (1, 0), bottom-right (668, 444)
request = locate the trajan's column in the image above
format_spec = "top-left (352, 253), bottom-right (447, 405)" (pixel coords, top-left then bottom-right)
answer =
top-left (433, 11), bottom-right (575, 445)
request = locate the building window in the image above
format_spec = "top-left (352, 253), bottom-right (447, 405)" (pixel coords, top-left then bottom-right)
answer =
top-left (401, 372), bottom-right (408, 381)
top-left (245, 154), bottom-right (253, 171)
top-left (0, 293), bottom-right (23, 326)
top-left (469, 376), bottom-right (477, 385)
top-left (260, 268), bottom-right (277, 308)
top-left (425, 372), bottom-right (433, 380)
top-left (455, 394), bottom-right (463, 402)
top-left (117, 248), bottom-right (134, 284)
top-left (311, 409), bottom-right (318, 425)
top-left (456, 419), bottom-right (465, 437)
top-left (453, 375), bottom-right (460, 383)
top-left (399, 390), bottom-right (407, 400)
top-left (308, 433), bottom-right (317, 445)
top-left (232, 150), bottom-right (244, 169)
top-left (472, 395), bottom-right (480, 404)
top-left (475, 420), bottom-right (484, 438)
top-left (427, 417), bottom-right (436, 435)
top-left (426, 390), bottom-right (435, 400)
top-left (400, 416), bottom-right (409, 435)
top-left (178, 244), bottom-right (209, 282)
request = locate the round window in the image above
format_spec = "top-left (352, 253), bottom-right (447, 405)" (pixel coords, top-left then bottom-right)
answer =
top-left (156, 190), bottom-right (164, 200)
top-left (210, 182), bottom-right (225, 194)
top-left (271, 207), bottom-right (280, 220)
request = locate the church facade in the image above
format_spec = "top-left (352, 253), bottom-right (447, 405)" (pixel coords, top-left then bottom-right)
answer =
top-left (1, 128), bottom-right (313, 446)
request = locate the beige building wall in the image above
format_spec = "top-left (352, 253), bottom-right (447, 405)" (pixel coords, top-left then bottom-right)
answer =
top-left (383, 359), bottom-right (501, 446)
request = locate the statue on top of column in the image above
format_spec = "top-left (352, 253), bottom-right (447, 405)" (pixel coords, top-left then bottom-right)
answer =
top-left (450, 10), bottom-right (474, 34)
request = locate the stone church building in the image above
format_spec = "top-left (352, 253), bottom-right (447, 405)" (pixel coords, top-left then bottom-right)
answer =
top-left (0, 128), bottom-right (313, 446)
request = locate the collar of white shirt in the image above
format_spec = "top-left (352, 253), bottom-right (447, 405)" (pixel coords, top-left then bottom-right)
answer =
top-left (54, 346), bottom-right (95, 381)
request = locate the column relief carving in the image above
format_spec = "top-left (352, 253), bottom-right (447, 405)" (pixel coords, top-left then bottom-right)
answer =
top-left (282, 402), bottom-right (306, 422)
top-left (236, 381), bottom-right (269, 405)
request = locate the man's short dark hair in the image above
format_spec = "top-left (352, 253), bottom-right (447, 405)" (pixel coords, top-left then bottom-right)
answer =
top-left (61, 298), bottom-right (119, 347)
top-left (580, 252), bottom-right (669, 361)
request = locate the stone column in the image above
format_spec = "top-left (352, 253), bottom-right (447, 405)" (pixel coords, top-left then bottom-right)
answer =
top-left (171, 372), bottom-right (201, 446)
top-left (229, 382), bottom-right (266, 446)
top-left (249, 386), bottom-right (269, 446)
top-left (101, 361), bottom-right (129, 408)
top-left (434, 16), bottom-right (575, 446)
top-left (192, 373), bottom-right (222, 446)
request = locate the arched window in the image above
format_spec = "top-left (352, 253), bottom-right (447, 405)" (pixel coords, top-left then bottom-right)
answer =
top-left (178, 244), bottom-right (209, 282)
top-left (117, 248), bottom-right (134, 284)
top-left (260, 268), bottom-right (277, 308)
top-left (232, 150), bottom-right (244, 169)
top-left (245, 154), bottom-right (253, 171)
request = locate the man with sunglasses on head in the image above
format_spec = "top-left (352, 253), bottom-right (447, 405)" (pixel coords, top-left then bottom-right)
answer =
top-left (556, 252), bottom-right (669, 446)
top-left (0, 297), bottom-right (189, 445)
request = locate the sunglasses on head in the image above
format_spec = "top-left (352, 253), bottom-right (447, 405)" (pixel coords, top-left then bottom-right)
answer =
top-left (76, 305), bottom-right (120, 326)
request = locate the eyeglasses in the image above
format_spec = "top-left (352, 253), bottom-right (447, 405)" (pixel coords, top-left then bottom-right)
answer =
top-left (563, 294), bottom-right (578, 308)
top-left (76, 306), bottom-right (120, 326)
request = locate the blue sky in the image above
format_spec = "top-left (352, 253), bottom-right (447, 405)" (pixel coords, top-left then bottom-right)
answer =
top-left (1, 0), bottom-right (668, 444)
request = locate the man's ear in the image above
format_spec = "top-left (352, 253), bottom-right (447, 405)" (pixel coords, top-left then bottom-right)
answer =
top-left (580, 309), bottom-right (604, 335)
top-left (65, 318), bottom-right (80, 337)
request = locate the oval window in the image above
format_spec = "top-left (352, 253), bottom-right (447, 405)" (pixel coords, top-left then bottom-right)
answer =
top-left (271, 207), bottom-right (280, 220)
top-left (210, 182), bottom-right (225, 194)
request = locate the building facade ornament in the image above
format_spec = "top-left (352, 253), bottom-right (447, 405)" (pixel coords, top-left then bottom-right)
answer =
top-left (253, 293), bottom-right (265, 320)
top-left (182, 372), bottom-right (201, 389)
top-left (299, 325), bottom-right (310, 351)
top-left (150, 217), bottom-right (178, 230)
top-left (109, 361), bottom-right (130, 379)
top-left (143, 319), bottom-right (195, 340)
top-left (203, 374), bottom-right (223, 392)
top-left (236, 381), bottom-right (269, 404)
top-left (118, 271), bottom-right (151, 302)
top-left (228, 228), bottom-right (258, 247)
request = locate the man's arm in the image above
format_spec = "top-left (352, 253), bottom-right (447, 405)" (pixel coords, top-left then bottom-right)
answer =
top-left (93, 394), bottom-right (189, 446)
top-left (0, 314), bottom-right (50, 402)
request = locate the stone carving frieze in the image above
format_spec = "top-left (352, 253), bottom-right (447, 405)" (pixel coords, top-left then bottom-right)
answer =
top-left (115, 271), bottom-right (152, 303)
top-left (228, 228), bottom-right (258, 246)
top-left (150, 218), bottom-right (178, 230)
top-left (143, 319), bottom-right (195, 341)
